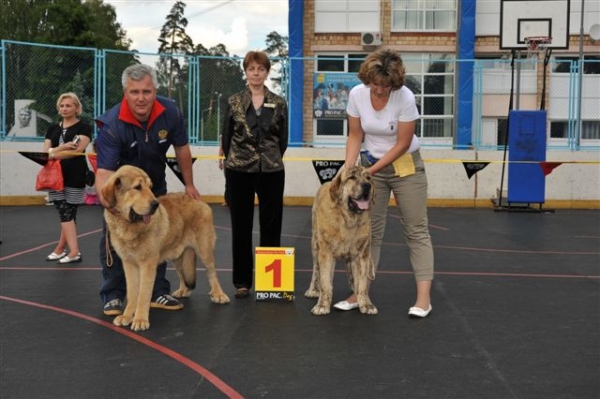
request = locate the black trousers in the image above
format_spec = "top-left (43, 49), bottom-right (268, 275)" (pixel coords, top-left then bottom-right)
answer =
top-left (225, 168), bottom-right (285, 289)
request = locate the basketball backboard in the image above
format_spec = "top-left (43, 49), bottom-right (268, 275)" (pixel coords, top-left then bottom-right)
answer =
top-left (500, 0), bottom-right (571, 50)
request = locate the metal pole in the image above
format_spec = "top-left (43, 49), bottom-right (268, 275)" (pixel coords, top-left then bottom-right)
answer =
top-left (576, 0), bottom-right (585, 149)
top-left (216, 92), bottom-right (222, 139)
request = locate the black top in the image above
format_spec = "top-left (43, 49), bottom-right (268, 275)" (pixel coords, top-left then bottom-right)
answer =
top-left (45, 121), bottom-right (93, 188)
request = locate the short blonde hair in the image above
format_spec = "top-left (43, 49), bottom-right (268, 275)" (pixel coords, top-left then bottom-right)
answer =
top-left (56, 92), bottom-right (83, 116)
top-left (357, 49), bottom-right (406, 90)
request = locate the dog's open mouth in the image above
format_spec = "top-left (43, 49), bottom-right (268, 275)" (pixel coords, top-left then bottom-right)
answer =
top-left (348, 197), bottom-right (370, 213)
top-left (129, 201), bottom-right (160, 224)
top-left (129, 209), bottom-right (153, 224)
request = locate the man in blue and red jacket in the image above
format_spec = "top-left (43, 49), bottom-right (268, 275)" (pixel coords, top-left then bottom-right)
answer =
top-left (95, 64), bottom-right (202, 317)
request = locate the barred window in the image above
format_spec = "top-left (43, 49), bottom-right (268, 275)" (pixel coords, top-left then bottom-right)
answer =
top-left (313, 53), bottom-right (366, 145)
top-left (403, 53), bottom-right (455, 138)
top-left (553, 56), bottom-right (600, 74)
top-left (313, 52), bottom-right (455, 143)
top-left (551, 121), bottom-right (600, 140)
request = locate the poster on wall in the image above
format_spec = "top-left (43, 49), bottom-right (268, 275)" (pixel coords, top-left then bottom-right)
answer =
top-left (313, 73), bottom-right (361, 119)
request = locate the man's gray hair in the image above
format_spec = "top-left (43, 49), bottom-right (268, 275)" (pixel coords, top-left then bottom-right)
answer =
top-left (122, 64), bottom-right (158, 89)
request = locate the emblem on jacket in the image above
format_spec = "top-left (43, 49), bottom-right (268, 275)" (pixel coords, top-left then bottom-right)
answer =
top-left (158, 129), bottom-right (168, 141)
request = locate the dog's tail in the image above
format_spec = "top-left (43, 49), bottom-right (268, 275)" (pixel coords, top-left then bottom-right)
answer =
top-left (367, 258), bottom-right (376, 281)
top-left (177, 248), bottom-right (197, 290)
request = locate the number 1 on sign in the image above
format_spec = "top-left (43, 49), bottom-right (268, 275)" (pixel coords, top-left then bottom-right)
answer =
top-left (254, 247), bottom-right (294, 293)
top-left (265, 259), bottom-right (281, 287)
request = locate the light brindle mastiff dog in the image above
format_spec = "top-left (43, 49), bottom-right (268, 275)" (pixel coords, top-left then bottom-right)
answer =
top-left (305, 165), bottom-right (377, 315)
top-left (102, 165), bottom-right (229, 331)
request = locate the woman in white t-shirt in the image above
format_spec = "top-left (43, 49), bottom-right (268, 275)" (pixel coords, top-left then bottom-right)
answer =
top-left (334, 49), bottom-right (435, 318)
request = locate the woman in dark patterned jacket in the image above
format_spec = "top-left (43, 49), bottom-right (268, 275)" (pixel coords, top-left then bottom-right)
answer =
top-left (221, 50), bottom-right (288, 299)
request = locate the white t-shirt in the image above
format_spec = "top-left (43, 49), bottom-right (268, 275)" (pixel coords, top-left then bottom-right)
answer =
top-left (346, 83), bottom-right (420, 159)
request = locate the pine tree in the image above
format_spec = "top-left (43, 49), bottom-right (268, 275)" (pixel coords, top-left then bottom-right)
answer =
top-left (158, 1), bottom-right (194, 100)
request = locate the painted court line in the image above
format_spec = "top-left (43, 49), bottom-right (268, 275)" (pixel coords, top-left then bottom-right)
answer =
top-left (0, 295), bottom-right (244, 399)
top-left (0, 266), bottom-right (597, 280)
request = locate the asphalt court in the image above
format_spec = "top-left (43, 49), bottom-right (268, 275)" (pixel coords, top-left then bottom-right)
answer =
top-left (0, 204), bottom-right (599, 399)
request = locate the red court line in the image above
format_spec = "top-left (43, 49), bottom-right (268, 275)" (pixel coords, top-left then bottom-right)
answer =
top-left (280, 233), bottom-right (599, 255)
top-left (0, 266), bottom-right (598, 280)
top-left (389, 214), bottom-right (450, 231)
top-left (374, 270), bottom-right (600, 279)
top-left (0, 228), bottom-right (102, 262)
top-left (0, 295), bottom-right (244, 399)
top-left (383, 241), bottom-right (600, 255)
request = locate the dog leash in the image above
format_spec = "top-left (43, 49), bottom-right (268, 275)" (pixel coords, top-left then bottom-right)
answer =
top-left (105, 228), bottom-right (113, 267)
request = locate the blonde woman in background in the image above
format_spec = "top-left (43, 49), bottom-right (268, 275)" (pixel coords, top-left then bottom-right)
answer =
top-left (43, 92), bottom-right (92, 264)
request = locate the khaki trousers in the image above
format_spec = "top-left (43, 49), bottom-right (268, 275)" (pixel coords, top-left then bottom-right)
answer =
top-left (370, 150), bottom-right (434, 281)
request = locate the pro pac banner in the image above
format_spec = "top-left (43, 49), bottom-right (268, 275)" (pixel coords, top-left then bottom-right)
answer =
top-left (166, 158), bottom-right (196, 185)
top-left (462, 161), bottom-right (490, 179)
top-left (19, 151), bottom-right (49, 166)
top-left (312, 160), bottom-right (344, 184)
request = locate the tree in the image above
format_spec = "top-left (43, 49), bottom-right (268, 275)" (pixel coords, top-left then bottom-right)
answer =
top-left (265, 31), bottom-right (289, 58)
top-left (0, 0), bottom-right (129, 49)
top-left (0, 0), bottom-right (131, 136)
top-left (194, 44), bottom-right (246, 141)
top-left (264, 31), bottom-right (289, 95)
top-left (157, 0), bottom-right (194, 101)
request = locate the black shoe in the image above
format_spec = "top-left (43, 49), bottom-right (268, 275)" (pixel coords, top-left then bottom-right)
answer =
top-left (103, 299), bottom-right (124, 316)
top-left (150, 294), bottom-right (183, 310)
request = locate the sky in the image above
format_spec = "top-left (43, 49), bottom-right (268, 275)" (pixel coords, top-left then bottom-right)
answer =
top-left (105, 0), bottom-right (289, 56)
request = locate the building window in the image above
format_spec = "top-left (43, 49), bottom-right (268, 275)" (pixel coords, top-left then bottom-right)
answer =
top-left (392, 0), bottom-right (457, 31)
top-left (315, 0), bottom-right (380, 33)
top-left (553, 56), bottom-right (600, 74)
top-left (551, 121), bottom-right (600, 139)
top-left (313, 54), bottom-right (366, 144)
top-left (404, 53), bottom-right (455, 138)
top-left (476, 55), bottom-right (536, 72)
top-left (313, 53), bottom-right (455, 143)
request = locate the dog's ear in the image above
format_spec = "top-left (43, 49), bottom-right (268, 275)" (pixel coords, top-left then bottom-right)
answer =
top-left (329, 172), bottom-right (343, 203)
top-left (101, 176), bottom-right (121, 209)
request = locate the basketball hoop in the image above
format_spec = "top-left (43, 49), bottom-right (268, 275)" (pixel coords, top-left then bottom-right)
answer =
top-left (525, 36), bottom-right (552, 59)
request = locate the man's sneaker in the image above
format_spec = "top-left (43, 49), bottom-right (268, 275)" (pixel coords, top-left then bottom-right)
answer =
top-left (103, 299), bottom-right (124, 316)
top-left (150, 294), bottom-right (183, 310)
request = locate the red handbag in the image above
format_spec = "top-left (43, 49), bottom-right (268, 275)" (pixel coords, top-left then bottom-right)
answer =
top-left (36, 159), bottom-right (64, 191)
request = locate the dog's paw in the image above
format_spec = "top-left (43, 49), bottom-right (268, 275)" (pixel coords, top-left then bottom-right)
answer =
top-left (130, 318), bottom-right (150, 331)
top-left (311, 305), bottom-right (331, 315)
top-left (113, 315), bottom-right (132, 327)
top-left (210, 292), bottom-right (230, 304)
top-left (171, 287), bottom-right (192, 298)
top-left (304, 288), bottom-right (319, 298)
top-left (359, 304), bottom-right (378, 315)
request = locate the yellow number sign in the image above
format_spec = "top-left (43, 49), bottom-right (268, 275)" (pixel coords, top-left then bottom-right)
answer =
top-left (254, 247), bottom-right (295, 301)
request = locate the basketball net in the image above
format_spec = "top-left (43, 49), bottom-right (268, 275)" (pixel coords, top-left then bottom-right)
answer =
top-left (525, 36), bottom-right (552, 59)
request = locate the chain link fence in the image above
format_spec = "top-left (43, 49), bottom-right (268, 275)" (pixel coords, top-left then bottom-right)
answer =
top-left (1, 40), bottom-right (597, 150)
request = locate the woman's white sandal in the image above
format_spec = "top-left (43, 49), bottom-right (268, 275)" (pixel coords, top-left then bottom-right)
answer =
top-left (408, 304), bottom-right (432, 318)
top-left (46, 250), bottom-right (67, 261)
top-left (333, 300), bottom-right (360, 311)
